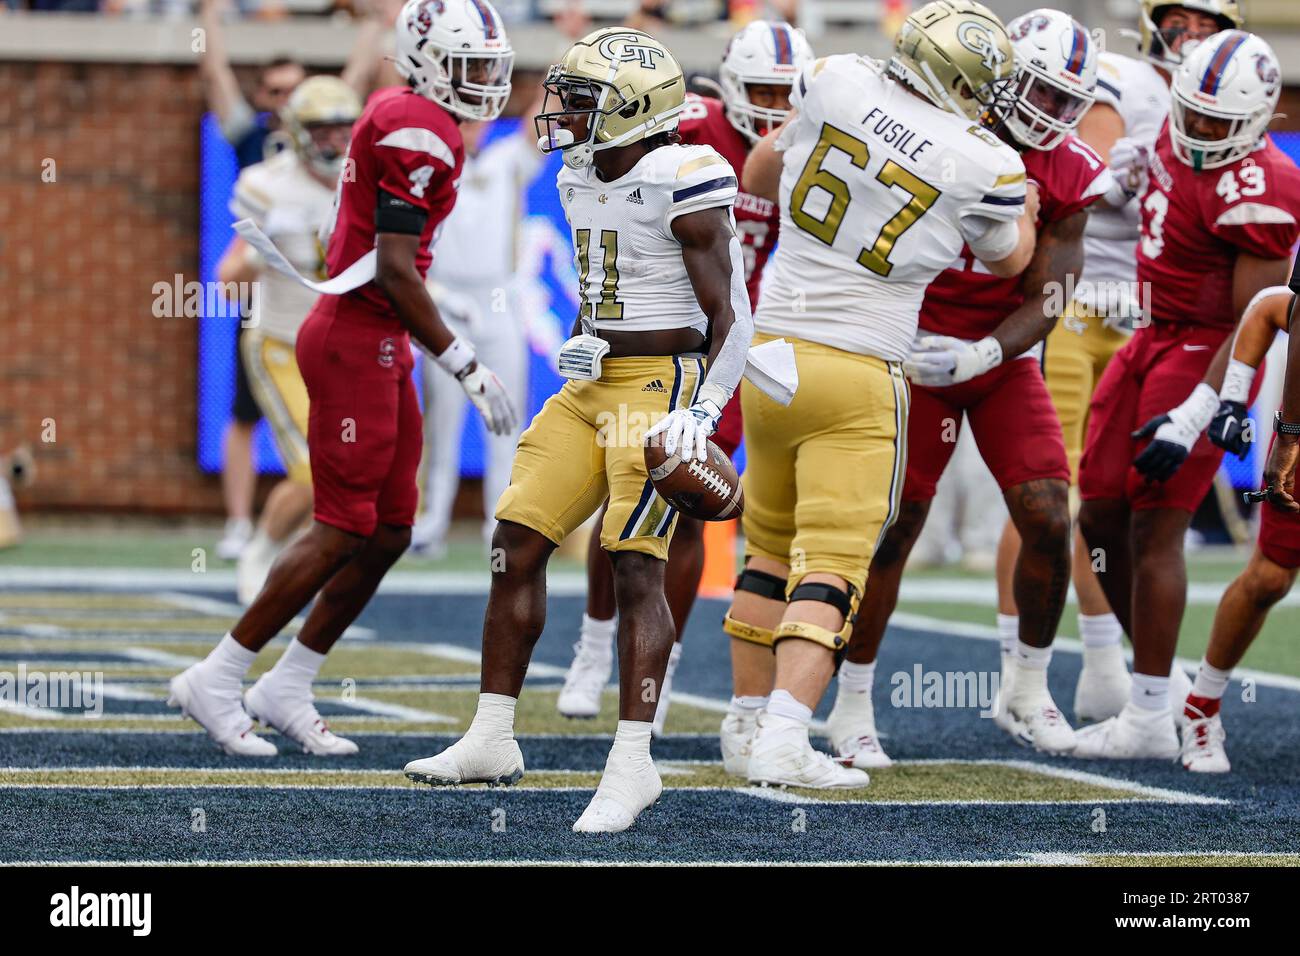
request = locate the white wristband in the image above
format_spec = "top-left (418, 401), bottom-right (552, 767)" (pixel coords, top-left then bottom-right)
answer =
top-left (697, 381), bottom-right (732, 411)
top-left (1220, 359), bottom-right (1256, 405)
top-left (435, 337), bottom-right (475, 378)
top-left (973, 336), bottom-right (1004, 373)
top-left (1180, 382), bottom-right (1223, 433)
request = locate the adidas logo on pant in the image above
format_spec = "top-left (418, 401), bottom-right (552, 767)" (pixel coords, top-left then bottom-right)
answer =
top-left (642, 379), bottom-right (667, 393)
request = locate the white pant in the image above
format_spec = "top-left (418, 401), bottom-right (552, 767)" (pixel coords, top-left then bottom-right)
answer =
top-left (419, 282), bottom-right (528, 547)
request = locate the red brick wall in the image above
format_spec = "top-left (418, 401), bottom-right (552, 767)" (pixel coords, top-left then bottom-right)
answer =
top-left (0, 60), bottom-right (221, 513)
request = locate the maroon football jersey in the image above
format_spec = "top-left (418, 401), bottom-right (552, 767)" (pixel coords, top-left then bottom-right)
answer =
top-left (918, 134), bottom-right (1109, 341)
top-left (322, 86), bottom-right (466, 320)
top-left (1137, 121), bottom-right (1300, 330)
top-left (679, 93), bottom-right (778, 307)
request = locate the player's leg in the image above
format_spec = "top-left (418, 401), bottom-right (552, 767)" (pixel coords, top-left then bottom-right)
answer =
top-left (1077, 330), bottom-right (1231, 759)
top-left (748, 351), bottom-right (907, 789)
top-left (557, 502), bottom-right (617, 718)
top-left (829, 380), bottom-right (956, 768)
top-left (649, 513), bottom-right (706, 734)
top-left (1182, 532), bottom-right (1298, 773)
top-left (964, 361), bottom-right (1075, 750)
top-left (218, 328), bottom-right (262, 560)
top-left (411, 348), bottom-right (466, 557)
top-left (236, 331), bottom-right (314, 605)
top-left (405, 380), bottom-right (609, 787)
top-left (172, 308), bottom-right (409, 754)
top-left (247, 372), bottom-right (424, 755)
top-left (721, 376), bottom-right (797, 775)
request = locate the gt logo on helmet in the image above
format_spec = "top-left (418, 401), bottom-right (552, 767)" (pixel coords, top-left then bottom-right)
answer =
top-left (597, 32), bottom-right (667, 69)
top-left (957, 21), bottom-right (1008, 71)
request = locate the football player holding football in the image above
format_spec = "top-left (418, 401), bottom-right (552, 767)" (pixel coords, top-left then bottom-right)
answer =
top-left (997, 1), bottom-right (1242, 727)
top-left (1074, 30), bottom-right (1300, 759)
top-left (1180, 274), bottom-right (1300, 772)
top-left (169, 0), bottom-right (517, 756)
top-left (829, 8), bottom-right (1109, 764)
top-left (404, 27), bottom-right (754, 833)
top-left (555, 20), bottom-right (812, 736)
top-left (722, 0), bottom-right (1036, 788)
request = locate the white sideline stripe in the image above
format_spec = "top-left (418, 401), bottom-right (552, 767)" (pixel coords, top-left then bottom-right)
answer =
top-left (0, 763), bottom-right (702, 779)
top-left (0, 567), bottom-right (590, 596)
top-left (7, 853), bottom-right (1295, 867)
top-left (895, 578), bottom-right (1300, 608)
top-left (416, 642), bottom-right (568, 681)
top-left (156, 591), bottom-right (376, 641)
top-left (122, 647), bottom-right (199, 669)
top-left (890, 610), bottom-right (1300, 694)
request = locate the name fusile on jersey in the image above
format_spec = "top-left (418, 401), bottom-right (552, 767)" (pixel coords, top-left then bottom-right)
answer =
top-left (863, 107), bottom-right (934, 164)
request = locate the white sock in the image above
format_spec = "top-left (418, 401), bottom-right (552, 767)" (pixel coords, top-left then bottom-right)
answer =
top-left (1012, 641), bottom-right (1051, 699)
top-left (609, 719), bottom-right (653, 763)
top-left (263, 637), bottom-right (326, 696)
top-left (838, 660), bottom-right (875, 694)
top-left (996, 613), bottom-right (1019, 659)
top-left (468, 692), bottom-right (517, 739)
top-left (765, 688), bottom-right (812, 726)
top-left (1192, 658), bottom-right (1232, 700)
top-left (730, 694), bottom-right (768, 715)
top-left (1079, 612), bottom-right (1122, 649)
top-left (204, 633), bottom-right (257, 687)
top-left (1130, 672), bottom-right (1169, 712)
top-left (580, 613), bottom-right (616, 653)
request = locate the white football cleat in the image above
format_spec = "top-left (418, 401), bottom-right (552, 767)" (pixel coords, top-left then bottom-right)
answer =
top-left (572, 752), bottom-right (662, 833)
top-left (1181, 706), bottom-right (1230, 774)
top-left (244, 676), bottom-right (358, 756)
top-left (1169, 664), bottom-right (1194, 732)
top-left (167, 662), bottom-right (276, 756)
top-left (556, 638), bottom-right (614, 719)
top-left (1074, 643), bottom-right (1131, 723)
top-left (216, 517), bottom-right (253, 562)
top-left (826, 689), bottom-right (893, 768)
top-left (1009, 694), bottom-right (1076, 755)
top-left (746, 715), bottom-right (870, 790)
top-left (1072, 702), bottom-right (1179, 760)
top-left (404, 734), bottom-right (525, 787)
top-left (719, 709), bottom-right (757, 777)
top-left (650, 642), bottom-right (681, 737)
top-left (992, 657), bottom-right (1031, 746)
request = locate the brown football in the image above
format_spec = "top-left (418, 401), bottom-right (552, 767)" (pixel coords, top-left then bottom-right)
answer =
top-left (644, 432), bottom-right (744, 521)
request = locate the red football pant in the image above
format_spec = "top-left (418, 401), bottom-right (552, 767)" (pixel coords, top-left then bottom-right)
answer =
top-left (296, 298), bottom-right (423, 537)
top-left (1079, 323), bottom-right (1253, 512)
top-left (903, 357), bottom-right (1069, 501)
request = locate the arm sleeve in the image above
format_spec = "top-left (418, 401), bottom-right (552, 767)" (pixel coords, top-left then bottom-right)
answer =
top-left (961, 215), bottom-right (1021, 262)
top-left (665, 149), bottom-right (738, 227)
top-left (1209, 203), bottom-right (1300, 260)
top-left (373, 121), bottom-right (460, 211)
top-left (698, 235), bottom-right (755, 409)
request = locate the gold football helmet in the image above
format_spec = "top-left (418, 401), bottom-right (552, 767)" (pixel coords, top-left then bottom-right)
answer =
top-left (535, 27), bottom-right (686, 169)
top-left (1136, 1), bottom-right (1242, 70)
top-left (282, 76), bottom-right (362, 179)
top-left (886, 0), bottom-right (1017, 124)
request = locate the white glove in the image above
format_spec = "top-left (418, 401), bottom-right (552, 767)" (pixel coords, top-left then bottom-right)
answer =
top-left (645, 399), bottom-right (722, 462)
top-left (458, 363), bottom-right (518, 437)
top-left (902, 335), bottom-right (1003, 387)
top-left (1104, 136), bottom-right (1150, 206)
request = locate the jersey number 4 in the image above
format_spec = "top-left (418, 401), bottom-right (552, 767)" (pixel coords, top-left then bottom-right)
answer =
top-left (576, 228), bottom-right (624, 321)
top-left (789, 122), bottom-right (941, 277)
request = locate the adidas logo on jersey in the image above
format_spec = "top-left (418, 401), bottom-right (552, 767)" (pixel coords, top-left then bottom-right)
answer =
top-left (626, 188), bottom-right (645, 205)
top-left (642, 379), bottom-right (667, 393)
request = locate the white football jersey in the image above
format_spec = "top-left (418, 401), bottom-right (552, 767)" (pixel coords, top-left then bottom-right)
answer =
top-left (755, 55), bottom-right (1027, 362)
top-left (557, 143), bottom-right (738, 335)
top-left (230, 150), bottom-right (335, 343)
top-left (1077, 51), bottom-right (1171, 316)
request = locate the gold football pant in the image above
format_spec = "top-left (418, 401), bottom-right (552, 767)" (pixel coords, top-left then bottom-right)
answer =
top-left (495, 354), bottom-right (703, 560)
top-left (1043, 301), bottom-right (1130, 483)
top-left (240, 328), bottom-right (311, 486)
top-left (740, 333), bottom-right (909, 596)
